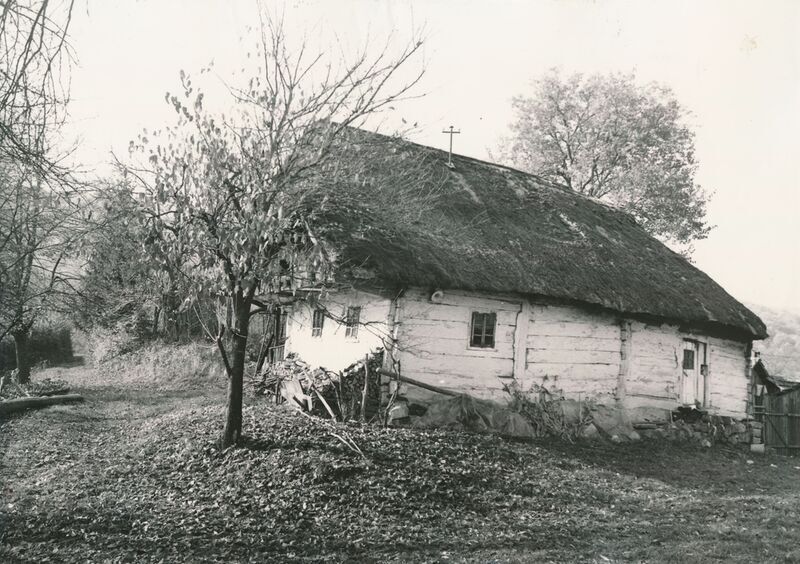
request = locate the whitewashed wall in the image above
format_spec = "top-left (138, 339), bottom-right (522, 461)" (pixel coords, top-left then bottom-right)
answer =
top-left (285, 286), bottom-right (752, 418)
top-left (706, 336), bottom-right (749, 417)
top-left (394, 288), bottom-right (520, 402)
top-left (285, 290), bottom-right (391, 371)
top-left (524, 303), bottom-right (621, 403)
top-left (625, 322), bottom-right (750, 417)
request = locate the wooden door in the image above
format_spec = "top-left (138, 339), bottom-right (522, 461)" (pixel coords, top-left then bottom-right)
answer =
top-left (681, 340), bottom-right (700, 406)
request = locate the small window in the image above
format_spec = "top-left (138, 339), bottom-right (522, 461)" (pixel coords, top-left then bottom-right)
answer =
top-left (470, 312), bottom-right (496, 348)
top-left (345, 306), bottom-right (361, 338)
top-left (682, 348), bottom-right (695, 370)
top-left (311, 309), bottom-right (325, 337)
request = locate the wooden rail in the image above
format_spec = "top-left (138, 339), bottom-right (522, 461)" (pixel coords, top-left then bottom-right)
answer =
top-left (377, 370), bottom-right (460, 398)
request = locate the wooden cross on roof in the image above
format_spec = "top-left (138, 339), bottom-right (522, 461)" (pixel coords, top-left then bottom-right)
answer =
top-left (442, 125), bottom-right (460, 168)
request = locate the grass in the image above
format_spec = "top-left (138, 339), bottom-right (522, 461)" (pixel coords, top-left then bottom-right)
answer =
top-left (2, 345), bottom-right (800, 563)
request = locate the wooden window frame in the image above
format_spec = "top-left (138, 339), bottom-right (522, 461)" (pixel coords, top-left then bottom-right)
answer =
top-left (345, 306), bottom-right (361, 339)
top-left (469, 312), bottom-right (496, 349)
top-left (311, 308), bottom-right (325, 337)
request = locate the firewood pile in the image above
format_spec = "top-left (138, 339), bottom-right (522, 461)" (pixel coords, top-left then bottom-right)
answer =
top-left (253, 353), bottom-right (383, 422)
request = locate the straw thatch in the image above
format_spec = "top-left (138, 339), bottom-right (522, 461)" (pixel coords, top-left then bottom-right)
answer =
top-left (324, 128), bottom-right (766, 340)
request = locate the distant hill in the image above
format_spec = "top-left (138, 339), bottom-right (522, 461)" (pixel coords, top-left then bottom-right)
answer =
top-left (746, 302), bottom-right (800, 382)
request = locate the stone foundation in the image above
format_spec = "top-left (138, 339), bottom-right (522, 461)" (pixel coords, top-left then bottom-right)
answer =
top-left (634, 412), bottom-right (757, 445)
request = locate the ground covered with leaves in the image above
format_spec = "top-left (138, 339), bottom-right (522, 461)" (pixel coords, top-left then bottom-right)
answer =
top-left (2, 360), bottom-right (800, 563)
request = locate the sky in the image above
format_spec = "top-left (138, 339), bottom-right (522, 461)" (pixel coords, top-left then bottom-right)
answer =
top-left (63, 0), bottom-right (800, 312)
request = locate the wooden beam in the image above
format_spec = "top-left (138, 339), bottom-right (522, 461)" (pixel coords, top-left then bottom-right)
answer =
top-left (512, 299), bottom-right (531, 385)
top-left (377, 369), bottom-right (460, 398)
top-left (617, 320), bottom-right (631, 405)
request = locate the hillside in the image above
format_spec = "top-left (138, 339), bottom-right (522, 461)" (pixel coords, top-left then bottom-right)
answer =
top-left (747, 302), bottom-right (800, 382)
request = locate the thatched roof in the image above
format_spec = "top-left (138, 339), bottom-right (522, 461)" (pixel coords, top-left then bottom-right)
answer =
top-left (328, 128), bottom-right (767, 340)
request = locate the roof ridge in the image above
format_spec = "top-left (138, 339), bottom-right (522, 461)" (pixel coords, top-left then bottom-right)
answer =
top-left (357, 125), bottom-right (630, 216)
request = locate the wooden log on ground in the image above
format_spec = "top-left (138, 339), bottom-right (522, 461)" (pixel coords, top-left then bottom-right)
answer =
top-left (0, 394), bottom-right (84, 417)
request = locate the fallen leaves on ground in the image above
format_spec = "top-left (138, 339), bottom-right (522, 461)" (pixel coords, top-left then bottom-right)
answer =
top-left (1, 365), bottom-right (800, 563)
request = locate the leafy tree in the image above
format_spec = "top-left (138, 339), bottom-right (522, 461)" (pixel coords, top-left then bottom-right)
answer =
top-left (124, 19), bottom-right (425, 447)
top-left (501, 71), bottom-right (711, 249)
top-left (73, 182), bottom-right (193, 343)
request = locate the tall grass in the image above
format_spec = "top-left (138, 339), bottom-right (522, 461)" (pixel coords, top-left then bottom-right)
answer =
top-left (95, 342), bottom-right (224, 391)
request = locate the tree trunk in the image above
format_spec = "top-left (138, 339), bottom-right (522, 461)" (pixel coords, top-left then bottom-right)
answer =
top-left (152, 306), bottom-right (161, 337)
top-left (13, 330), bottom-right (31, 385)
top-left (219, 293), bottom-right (251, 448)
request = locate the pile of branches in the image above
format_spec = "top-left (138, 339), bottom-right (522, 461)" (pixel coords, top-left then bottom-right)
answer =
top-left (253, 352), bottom-right (383, 422)
top-left (503, 381), bottom-right (591, 442)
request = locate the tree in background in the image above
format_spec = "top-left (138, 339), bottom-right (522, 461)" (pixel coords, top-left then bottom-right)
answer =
top-left (501, 71), bottom-right (711, 251)
top-left (0, 165), bottom-right (85, 382)
top-left (123, 18), bottom-right (426, 448)
top-left (0, 0), bottom-right (78, 382)
top-left (0, 0), bottom-right (75, 176)
top-left (73, 182), bottom-right (194, 345)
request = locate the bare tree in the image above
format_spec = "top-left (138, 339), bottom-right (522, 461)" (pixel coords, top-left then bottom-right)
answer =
top-left (0, 162), bottom-right (89, 382)
top-left (0, 0), bottom-right (75, 176)
top-left (124, 17), bottom-right (426, 447)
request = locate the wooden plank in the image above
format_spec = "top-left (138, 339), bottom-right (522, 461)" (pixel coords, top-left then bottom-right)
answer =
top-left (529, 304), bottom-right (617, 324)
top-left (400, 369), bottom-right (511, 389)
top-left (513, 300), bottom-right (531, 384)
top-left (527, 349), bottom-right (620, 365)
top-left (398, 353), bottom-right (514, 379)
top-left (525, 362), bottom-right (619, 380)
top-left (526, 335), bottom-right (621, 352)
top-left (403, 287), bottom-right (523, 309)
top-left (618, 321), bottom-right (631, 403)
top-left (401, 337), bottom-right (514, 360)
top-left (400, 321), bottom-right (516, 346)
top-left (527, 322), bottom-right (621, 340)
top-left (401, 301), bottom-right (518, 325)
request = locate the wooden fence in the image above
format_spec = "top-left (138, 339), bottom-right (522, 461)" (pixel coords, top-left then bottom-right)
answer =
top-left (760, 386), bottom-right (800, 455)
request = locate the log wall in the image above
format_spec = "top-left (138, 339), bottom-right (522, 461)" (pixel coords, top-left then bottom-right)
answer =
top-left (394, 288), bottom-right (519, 402)
top-left (524, 303), bottom-right (621, 403)
top-left (624, 322), bottom-right (749, 417)
top-left (285, 287), bottom-right (751, 417)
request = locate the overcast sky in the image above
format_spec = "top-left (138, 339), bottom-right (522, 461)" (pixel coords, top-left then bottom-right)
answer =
top-left (64, 0), bottom-right (799, 312)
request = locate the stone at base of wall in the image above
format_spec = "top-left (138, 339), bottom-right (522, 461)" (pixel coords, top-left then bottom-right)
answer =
top-left (634, 414), bottom-right (754, 445)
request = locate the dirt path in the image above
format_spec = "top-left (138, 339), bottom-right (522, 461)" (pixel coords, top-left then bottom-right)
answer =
top-left (1, 364), bottom-right (223, 497)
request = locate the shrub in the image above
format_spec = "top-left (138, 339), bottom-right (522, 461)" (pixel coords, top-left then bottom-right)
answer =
top-left (97, 341), bottom-right (223, 390)
top-left (504, 381), bottom-right (592, 441)
top-left (0, 325), bottom-right (74, 371)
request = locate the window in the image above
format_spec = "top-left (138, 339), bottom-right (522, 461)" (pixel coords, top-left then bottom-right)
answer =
top-left (345, 306), bottom-right (361, 338)
top-left (682, 348), bottom-right (695, 370)
top-left (470, 312), bottom-right (496, 348)
top-left (311, 309), bottom-right (325, 337)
